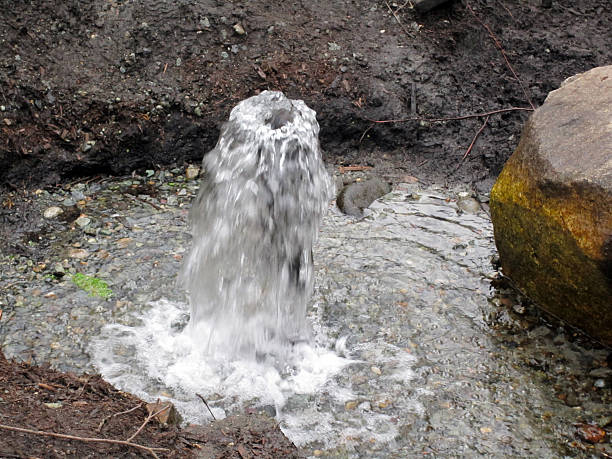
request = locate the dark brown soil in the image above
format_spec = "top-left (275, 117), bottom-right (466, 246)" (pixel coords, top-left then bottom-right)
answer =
top-left (1, 0), bottom-right (611, 456)
top-left (0, 351), bottom-right (300, 458)
top-left (1, 0), bottom-right (610, 192)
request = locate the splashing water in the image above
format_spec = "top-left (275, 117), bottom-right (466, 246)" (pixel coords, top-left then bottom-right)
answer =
top-left (180, 91), bottom-right (333, 359)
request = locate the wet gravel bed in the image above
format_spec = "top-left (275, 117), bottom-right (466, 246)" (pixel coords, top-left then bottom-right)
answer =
top-left (1, 167), bottom-right (611, 458)
top-left (0, 168), bottom-right (199, 370)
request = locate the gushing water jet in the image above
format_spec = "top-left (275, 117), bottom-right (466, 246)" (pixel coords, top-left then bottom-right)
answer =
top-left (180, 91), bottom-right (333, 359)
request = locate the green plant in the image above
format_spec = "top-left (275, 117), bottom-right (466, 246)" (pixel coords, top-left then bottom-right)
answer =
top-left (71, 273), bottom-right (113, 299)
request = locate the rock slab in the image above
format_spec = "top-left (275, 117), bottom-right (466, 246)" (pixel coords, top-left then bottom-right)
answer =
top-left (490, 65), bottom-right (612, 345)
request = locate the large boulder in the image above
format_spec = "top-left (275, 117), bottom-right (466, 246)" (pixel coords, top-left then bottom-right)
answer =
top-left (490, 65), bottom-right (612, 345)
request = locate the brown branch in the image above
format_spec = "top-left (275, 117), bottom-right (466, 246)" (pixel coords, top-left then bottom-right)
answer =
top-left (0, 423), bottom-right (169, 458)
top-left (465, 2), bottom-right (535, 110)
top-left (367, 106), bottom-right (533, 124)
top-left (126, 404), bottom-right (170, 442)
top-left (97, 403), bottom-right (144, 433)
top-left (462, 115), bottom-right (490, 160)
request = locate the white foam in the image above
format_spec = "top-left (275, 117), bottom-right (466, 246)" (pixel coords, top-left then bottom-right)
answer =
top-left (91, 299), bottom-right (354, 424)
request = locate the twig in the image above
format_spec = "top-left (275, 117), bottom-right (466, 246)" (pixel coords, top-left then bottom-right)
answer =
top-left (195, 393), bottom-right (217, 420)
top-left (359, 124), bottom-right (374, 143)
top-left (465, 2), bottom-right (535, 110)
top-left (97, 403), bottom-right (144, 433)
top-left (462, 115), bottom-right (490, 160)
top-left (385, 1), bottom-right (414, 37)
top-left (126, 404), bottom-right (170, 442)
top-left (122, 192), bottom-right (163, 211)
top-left (446, 115), bottom-right (490, 177)
top-left (367, 106), bottom-right (533, 124)
top-left (0, 423), bottom-right (169, 458)
top-left (339, 165), bottom-right (373, 173)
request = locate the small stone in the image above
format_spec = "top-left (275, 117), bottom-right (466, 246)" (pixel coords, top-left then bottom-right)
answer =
top-left (345, 400), bottom-right (358, 410)
top-left (576, 423), bottom-right (606, 443)
top-left (377, 399), bottom-right (390, 409)
top-left (3, 118), bottom-right (12, 126)
top-left (166, 196), bottom-right (178, 206)
top-left (371, 366), bottom-right (382, 375)
top-left (117, 237), bottom-right (132, 249)
top-left (220, 51), bottom-right (229, 60)
top-left (44, 402), bottom-right (62, 409)
top-left (200, 17), bottom-right (210, 28)
top-left (194, 106), bottom-right (202, 117)
top-left (176, 57), bottom-right (182, 66)
top-left (75, 215), bottom-right (91, 228)
top-left (328, 42), bottom-right (341, 51)
top-left (69, 248), bottom-right (89, 259)
top-left (457, 196), bottom-right (481, 214)
top-left (233, 23), bottom-right (246, 35)
top-left (313, 450), bottom-right (324, 457)
top-left (186, 165), bottom-right (200, 180)
top-left (43, 206), bottom-right (63, 219)
top-left (178, 188), bottom-right (187, 196)
top-left (52, 263), bottom-right (65, 275)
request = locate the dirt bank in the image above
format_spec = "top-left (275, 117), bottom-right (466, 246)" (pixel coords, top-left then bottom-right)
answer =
top-left (1, 0), bottom-right (610, 192)
top-left (0, 350), bottom-right (300, 458)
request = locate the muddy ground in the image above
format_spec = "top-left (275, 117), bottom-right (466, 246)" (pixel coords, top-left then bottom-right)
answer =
top-left (1, 0), bottom-right (611, 457)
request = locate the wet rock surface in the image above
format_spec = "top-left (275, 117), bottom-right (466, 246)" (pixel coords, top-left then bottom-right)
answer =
top-left (491, 66), bottom-right (612, 345)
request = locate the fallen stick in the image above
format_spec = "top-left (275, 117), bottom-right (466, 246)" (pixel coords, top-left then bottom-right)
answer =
top-left (338, 165), bottom-right (373, 173)
top-left (196, 393), bottom-right (217, 420)
top-left (367, 106), bottom-right (533, 124)
top-left (462, 115), bottom-right (490, 160)
top-left (385, 1), bottom-right (414, 36)
top-left (0, 423), bottom-right (169, 459)
top-left (97, 402), bottom-right (144, 432)
top-left (126, 404), bottom-right (170, 442)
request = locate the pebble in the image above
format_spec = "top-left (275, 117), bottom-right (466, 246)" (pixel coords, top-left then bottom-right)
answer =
top-left (345, 400), bottom-right (358, 410)
top-left (457, 196), bottom-right (481, 213)
top-left (371, 366), bottom-right (382, 375)
top-left (43, 206), bottom-right (63, 219)
top-left (233, 23), bottom-right (246, 35)
top-left (75, 216), bottom-right (91, 228)
top-left (185, 165), bottom-right (200, 180)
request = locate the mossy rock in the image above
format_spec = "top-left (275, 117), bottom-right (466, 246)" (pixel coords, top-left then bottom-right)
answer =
top-left (490, 65), bottom-right (612, 345)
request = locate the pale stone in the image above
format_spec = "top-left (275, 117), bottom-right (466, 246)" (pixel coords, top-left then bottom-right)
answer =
top-left (490, 65), bottom-right (612, 345)
top-left (43, 206), bottom-right (63, 219)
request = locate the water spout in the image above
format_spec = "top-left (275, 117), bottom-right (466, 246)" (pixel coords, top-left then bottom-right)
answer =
top-left (180, 91), bottom-right (333, 359)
